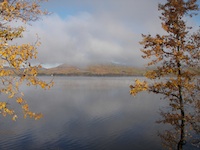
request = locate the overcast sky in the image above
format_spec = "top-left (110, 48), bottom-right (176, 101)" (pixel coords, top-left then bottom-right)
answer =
top-left (20, 0), bottom-right (200, 68)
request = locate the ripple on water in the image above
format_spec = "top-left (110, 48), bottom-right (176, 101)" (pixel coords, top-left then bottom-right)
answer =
top-left (0, 77), bottom-right (165, 150)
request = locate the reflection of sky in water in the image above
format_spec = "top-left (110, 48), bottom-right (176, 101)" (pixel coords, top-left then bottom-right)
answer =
top-left (0, 77), bottom-right (164, 150)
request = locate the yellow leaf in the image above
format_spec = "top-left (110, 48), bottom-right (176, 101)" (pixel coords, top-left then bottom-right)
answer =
top-left (12, 115), bottom-right (18, 121)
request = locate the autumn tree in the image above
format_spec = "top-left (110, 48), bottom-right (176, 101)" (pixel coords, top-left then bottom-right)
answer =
top-left (0, 0), bottom-right (53, 121)
top-left (130, 0), bottom-right (200, 149)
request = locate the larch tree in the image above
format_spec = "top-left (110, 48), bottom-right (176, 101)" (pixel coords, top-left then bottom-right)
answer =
top-left (130, 0), bottom-right (200, 149)
top-left (0, 0), bottom-right (53, 121)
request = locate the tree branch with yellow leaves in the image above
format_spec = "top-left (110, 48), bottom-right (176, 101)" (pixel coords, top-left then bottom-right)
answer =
top-left (0, 0), bottom-right (53, 121)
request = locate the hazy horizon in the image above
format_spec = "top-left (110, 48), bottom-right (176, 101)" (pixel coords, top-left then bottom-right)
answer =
top-left (15, 0), bottom-right (200, 68)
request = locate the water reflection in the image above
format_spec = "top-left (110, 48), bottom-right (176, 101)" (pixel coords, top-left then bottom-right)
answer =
top-left (0, 77), bottom-right (199, 149)
top-left (156, 95), bottom-right (200, 150)
top-left (0, 77), bottom-right (162, 150)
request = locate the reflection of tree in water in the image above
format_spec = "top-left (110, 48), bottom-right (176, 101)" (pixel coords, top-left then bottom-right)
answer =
top-left (157, 86), bottom-right (200, 150)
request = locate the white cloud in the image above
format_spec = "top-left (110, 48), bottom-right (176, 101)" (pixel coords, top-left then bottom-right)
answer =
top-left (17, 0), bottom-right (166, 67)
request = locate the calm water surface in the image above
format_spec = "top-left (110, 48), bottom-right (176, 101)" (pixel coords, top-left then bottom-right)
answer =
top-left (0, 77), bottom-right (165, 150)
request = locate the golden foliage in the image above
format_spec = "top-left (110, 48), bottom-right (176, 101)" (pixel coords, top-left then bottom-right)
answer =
top-left (130, 79), bottom-right (148, 96)
top-left (130, 0), bottom-right (200, 149)
top-left (0, 0), bottom-right (53, 121)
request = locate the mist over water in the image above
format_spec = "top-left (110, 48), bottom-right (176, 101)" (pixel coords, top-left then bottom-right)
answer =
top-left (0, 77), bottom-right (164, 150)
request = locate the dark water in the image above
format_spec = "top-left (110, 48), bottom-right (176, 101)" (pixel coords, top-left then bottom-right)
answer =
top-left (0, 77), bottom-right (165, 150)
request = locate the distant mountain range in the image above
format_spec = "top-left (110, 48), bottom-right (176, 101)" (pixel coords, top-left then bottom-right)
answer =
top-left (38, 64), bottom-right (146, 76)
top-left (3, 63), bottom-right (199, 76)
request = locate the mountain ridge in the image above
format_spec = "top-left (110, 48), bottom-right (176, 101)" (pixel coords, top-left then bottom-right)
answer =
top-left (38, 64), bottom-right (146, 76)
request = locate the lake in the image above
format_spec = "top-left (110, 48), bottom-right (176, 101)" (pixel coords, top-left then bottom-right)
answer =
top-left (0, 77), bottom-right (182, 149)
